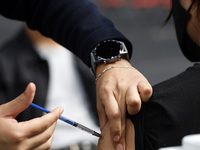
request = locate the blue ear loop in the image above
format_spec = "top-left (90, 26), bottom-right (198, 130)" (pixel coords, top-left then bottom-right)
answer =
top-left (30, 103), bottom-right (102, 138)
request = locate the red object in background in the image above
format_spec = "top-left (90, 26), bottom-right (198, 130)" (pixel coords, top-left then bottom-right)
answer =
top-left (99, 0), bottom-right (171, 9)
top-left (131, 0), bottom-right (170, 9)
top-left (99, 0), bottom-right (126, 8)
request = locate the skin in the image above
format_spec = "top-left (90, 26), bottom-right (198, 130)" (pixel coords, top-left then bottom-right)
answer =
top-left (96, 59), bottom-right (152, 150)
top-left (180, 0), bottom-right (200, 46)
top-left (98, 119), bottom-right (135, 150)
top-left (97, 1), bottom-right (200, 150)
top-left (0, 21), bottom-right (152, 150)
top-left (0, 83), bottom-right (63, 150)
top-left (26, 26), bottom-right (151, 150)
top-left (26, 25), bottom-right (146, 150)
top-left (1, 1), bottom-right (198, 149)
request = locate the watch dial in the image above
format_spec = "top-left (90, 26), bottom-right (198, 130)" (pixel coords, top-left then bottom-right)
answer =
top-left (96, 41), bottom-right (120, 58)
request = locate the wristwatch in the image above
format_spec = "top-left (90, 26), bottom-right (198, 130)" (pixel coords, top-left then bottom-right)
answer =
top-left (90, 40), bottom-right (130, 76)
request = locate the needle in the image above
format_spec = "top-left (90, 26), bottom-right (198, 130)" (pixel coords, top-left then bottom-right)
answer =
top-left (30, 103), bottom-right (102, 138)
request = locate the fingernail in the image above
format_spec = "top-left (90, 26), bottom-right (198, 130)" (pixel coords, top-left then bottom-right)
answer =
top-left (114, 135), bottom-right (120, 142)
top-left (117, 144), bottom-right (123, 150)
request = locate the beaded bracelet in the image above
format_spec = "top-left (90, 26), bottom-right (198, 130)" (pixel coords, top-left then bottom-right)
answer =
top-left (95, 66), bottom-right (135, 83)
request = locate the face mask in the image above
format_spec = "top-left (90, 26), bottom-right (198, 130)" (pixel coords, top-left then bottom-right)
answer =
top-left (172, 0), bottom-right (200, 61)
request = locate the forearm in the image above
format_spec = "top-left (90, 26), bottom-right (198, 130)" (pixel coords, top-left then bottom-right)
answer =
top-left (0, 0), bottom-right (132, 67)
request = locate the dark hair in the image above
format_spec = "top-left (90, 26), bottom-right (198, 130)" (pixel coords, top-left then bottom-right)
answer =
top-left (197, 0), bottom-right (200, 16)
top-left (163, 0), bottom-right (200, 26)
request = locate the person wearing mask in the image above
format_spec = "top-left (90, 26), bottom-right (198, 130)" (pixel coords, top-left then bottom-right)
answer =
top-left (0, 0), bottom-right (152, 149)
top-left (99, 0), bottom-right (200, 149)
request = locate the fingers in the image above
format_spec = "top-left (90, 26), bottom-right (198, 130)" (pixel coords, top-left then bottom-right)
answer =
top-left (0, 82), bottom-right (36, 118)
top-left (98, 119), bottom-right (135, 150)
top-left (97, 98), bottom-right (107, 131)
top-left (137, 81), bottom-right (152, 102)
top-left (96, 61), bottom-right (152, 150)
top-left (106, 97), bottom-right (121, 143)
top-left (126, 80), bottom-right (152, 115)
top-left (27, 122), bottom-right (57, 149)
top-left (117, 96), bottom-right (127, 150)
top-left (126, 86), bottom-right (142, 115)
top-left (20, 107), bottom-right (63, 138)
top-left (0, 106), bottom-right (62, 150)
top-left (100, 93), bottom-right (122, 143)
top-left (96, 81), bottom-right (123, 142)
top-left (116, 122), bottom-right (126, 150)
top-left (13, 107), bottom-right (63, 149)
top-left (33, 134), bottom-right (54, 150)
top-left (98, 92), bottom-right (127, 150)
top-left (0, 83), bottom-right (63, 149)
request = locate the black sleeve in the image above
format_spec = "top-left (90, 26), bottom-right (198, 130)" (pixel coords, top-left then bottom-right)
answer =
top-left (0, 0), bottom-right (132, 67)
top-left (130, 63), bottom-right (200, 150)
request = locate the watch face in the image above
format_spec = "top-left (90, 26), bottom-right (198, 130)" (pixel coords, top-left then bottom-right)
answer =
top-left (90, 40), bottom-right (129, 75)
top-left (96, 40), bottom-right (121, 58)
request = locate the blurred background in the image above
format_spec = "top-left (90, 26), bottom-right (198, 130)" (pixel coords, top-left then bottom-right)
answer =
top-left (0, 0), bottom-right (193, 85)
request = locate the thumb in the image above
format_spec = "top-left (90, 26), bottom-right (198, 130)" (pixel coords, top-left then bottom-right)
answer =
top-left (0, 82), bottom-right (36, 118)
